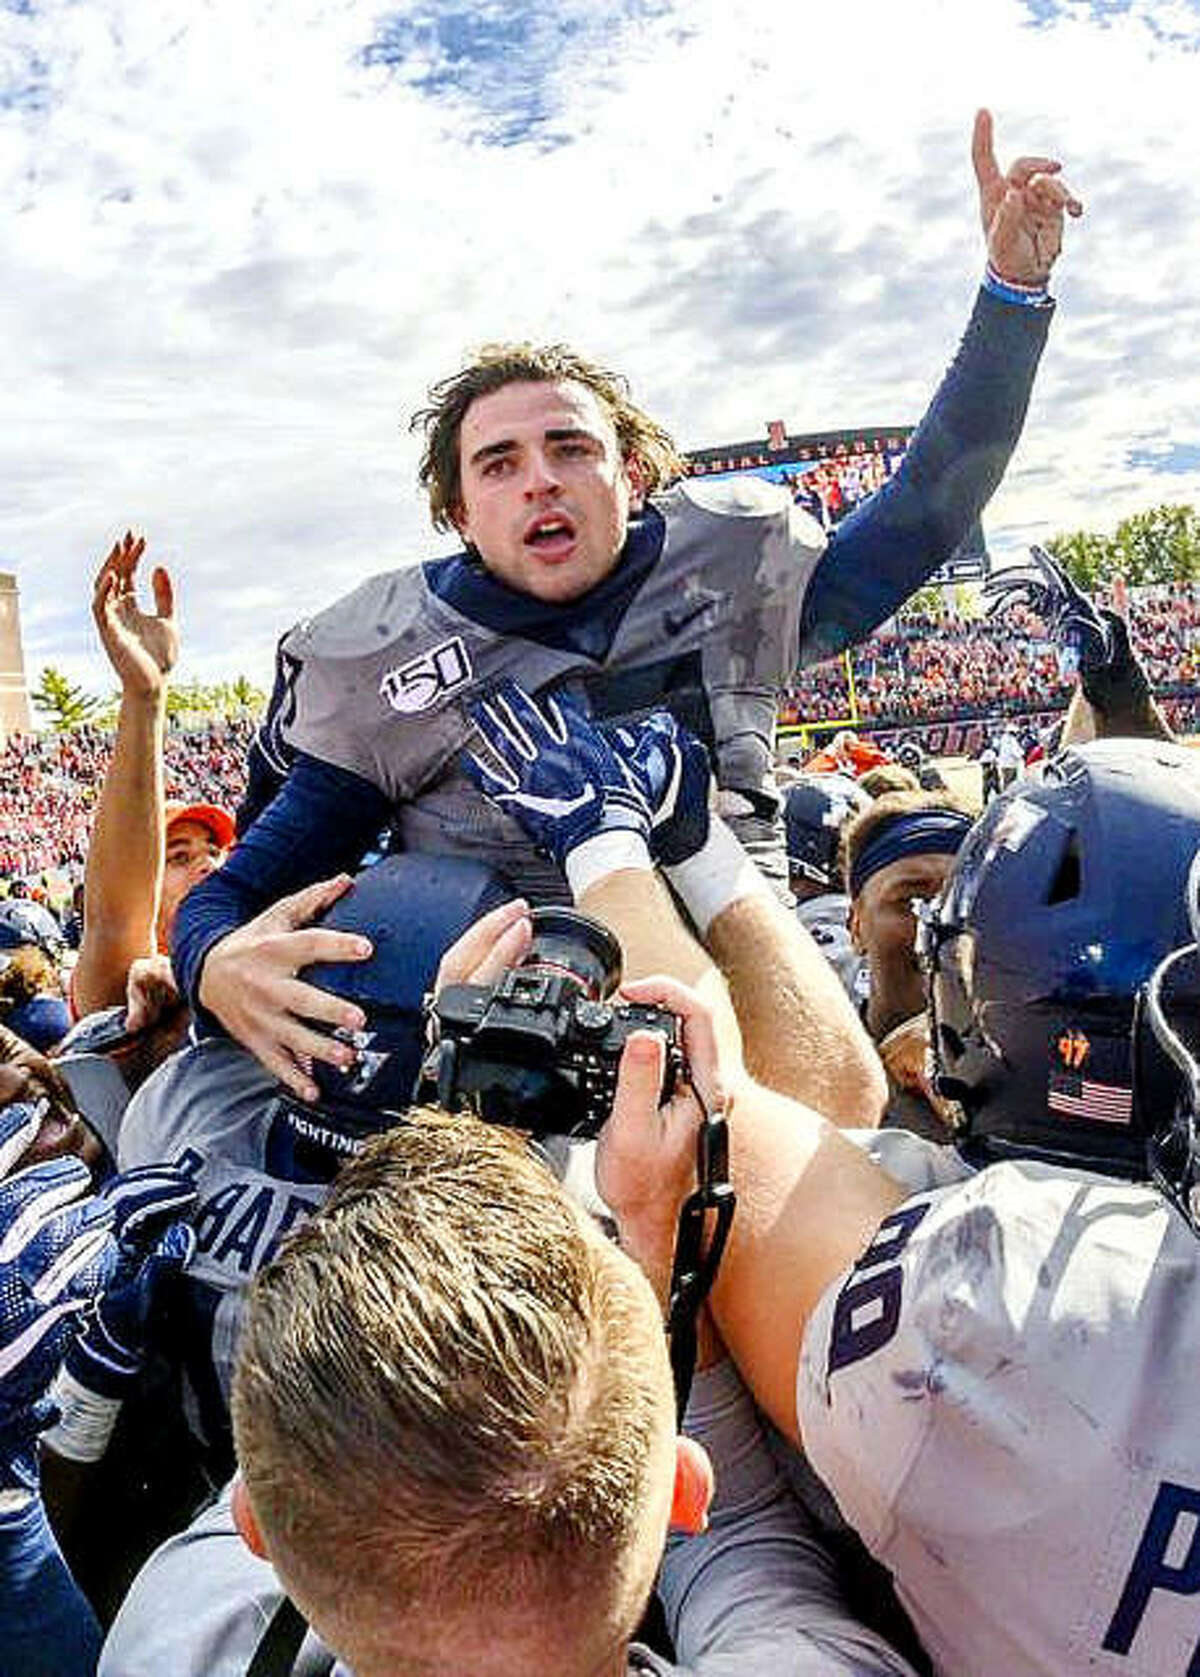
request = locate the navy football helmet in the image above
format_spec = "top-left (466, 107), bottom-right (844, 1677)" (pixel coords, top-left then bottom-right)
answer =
top-left (784, 773), bottom-right (868, 890)
top-left (279, 853), bottom-right (512, 1158)
top-left (1135, 849), bottom-right (1200, 1229)
top-left (0, 899), bottom-right (64, 959)
top-left (920, 740), bottom-right (1200, 1177)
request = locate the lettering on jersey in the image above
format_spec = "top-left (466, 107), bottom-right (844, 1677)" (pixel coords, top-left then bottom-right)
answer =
top-left (1104, 1480), bottom-right (1200, 1668)
top-left (380, 637), bottom-right (472, 714)
top-left (828, 1201), bottom-right (930, 1376)
top-left (191, 1172), bottom-right (322, 1277)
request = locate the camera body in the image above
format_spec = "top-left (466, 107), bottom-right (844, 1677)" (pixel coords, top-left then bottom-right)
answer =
top-left (421, 908), bottom-right (685, 1138)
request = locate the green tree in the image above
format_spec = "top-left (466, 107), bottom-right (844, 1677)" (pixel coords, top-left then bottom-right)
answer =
top-left (1046, 502), bottom-right (1200, 590)
top-left (31, 666), bottom-right (101, 732)
top-left (1112, 504), bottom-right (1200, 586)
top-left (1043, 527), bottom-right (1116, 592)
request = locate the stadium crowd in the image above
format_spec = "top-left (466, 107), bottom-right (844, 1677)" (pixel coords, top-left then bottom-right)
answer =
top-left (0, 719), bottom-right (253, 882)
top-left (5, 115), bottom-right (1200, 1677)
top-left (778, 578), bottom-right (1199, 731)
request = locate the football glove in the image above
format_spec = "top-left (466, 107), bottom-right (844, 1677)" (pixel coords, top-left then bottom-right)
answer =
top-left (608, 713), bottom-right (713, 867)
top-left (465, 681), bottom-right (653, 870)
top-left (0, 1153), bottom-right (116, 1491)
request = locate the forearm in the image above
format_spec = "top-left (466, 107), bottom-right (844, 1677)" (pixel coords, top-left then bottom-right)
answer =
top-left (801, 287), bottom-right (1053, 662)
top-left (576, 866), bottom-right (744, 1077)
top-left (711, 1080), bottom-right (905, 1447)
top-left (0, 1493), bottom-right (101, 1677)
top-left (73, 693), bottom-right (166, 1015)
top-left (705, 893), bottom-right (886, 1127)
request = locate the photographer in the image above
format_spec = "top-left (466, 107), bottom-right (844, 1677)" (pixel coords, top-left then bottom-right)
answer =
top-left (104, 1103), bottom-right (918, 1677)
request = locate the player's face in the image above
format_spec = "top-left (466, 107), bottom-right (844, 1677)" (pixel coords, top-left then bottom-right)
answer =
top-left (0, 1059), bottom-right (104, 1176)
top-left (854, 852), bottom-right (956, 1036)
top-left (453, 379), bottom-right (645, 604)
top-left (157, 820), bottom-right (228, 948)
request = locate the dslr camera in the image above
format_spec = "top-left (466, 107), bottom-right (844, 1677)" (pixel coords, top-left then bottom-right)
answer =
top-left (420, 907), bottom-right (686, 1138)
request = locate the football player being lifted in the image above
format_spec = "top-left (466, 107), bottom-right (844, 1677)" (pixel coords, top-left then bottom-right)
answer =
top-left (171, 112), bottom-right (1082, 1102)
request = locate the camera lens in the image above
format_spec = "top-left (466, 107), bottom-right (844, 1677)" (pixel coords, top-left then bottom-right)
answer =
top-left (523, 908), bottom-right (622, 1001)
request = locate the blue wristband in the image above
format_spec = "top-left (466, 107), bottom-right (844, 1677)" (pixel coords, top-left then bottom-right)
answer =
top-left (983, 263), bottom-right (1051, 309)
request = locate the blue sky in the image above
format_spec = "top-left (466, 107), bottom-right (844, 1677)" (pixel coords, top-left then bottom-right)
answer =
top-left (3, 0), bottom-right (1200, 692)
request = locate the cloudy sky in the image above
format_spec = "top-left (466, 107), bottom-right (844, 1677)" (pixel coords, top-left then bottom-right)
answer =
top-left (4, 0), bottom-right (1200, 694)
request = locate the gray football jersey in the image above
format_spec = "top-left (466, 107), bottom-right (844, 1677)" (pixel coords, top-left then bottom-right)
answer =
top-left (277, 477), bottom-right (824, 899)
top-left (119, 1038), bottom-right (328, 1441)
top-left (801, 1158), bottom-right (1200, 1677)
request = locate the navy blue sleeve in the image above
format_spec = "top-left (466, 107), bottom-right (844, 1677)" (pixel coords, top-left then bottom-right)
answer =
top-left (172, 752), bottom-right (393, 1019)
top-left (0, 1495), bottom-right (101, 1676)
top-left (798, 287), bottom-right (1054, 664)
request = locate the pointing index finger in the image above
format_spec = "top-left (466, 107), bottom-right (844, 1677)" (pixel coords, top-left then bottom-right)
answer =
top-left (970, 108), bottom-right (1002, 194)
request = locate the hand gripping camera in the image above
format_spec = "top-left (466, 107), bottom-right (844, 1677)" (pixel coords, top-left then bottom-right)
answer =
top-left (420, 907), bottom-right (685, 1138)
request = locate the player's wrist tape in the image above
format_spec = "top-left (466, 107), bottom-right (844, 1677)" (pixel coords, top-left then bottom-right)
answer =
top-left (565, 831), bottom-right (653, 898)
top-left (984, 263), bottom-right (1051, 307)
top-left (664, 817), bottom-right (774, 937)
top-left (42, 1368), bottom-right (122, 1464)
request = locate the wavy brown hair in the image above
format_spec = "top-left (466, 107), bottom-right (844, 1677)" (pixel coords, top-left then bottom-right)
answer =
top-left (411, 343), bottom-right (686, 532)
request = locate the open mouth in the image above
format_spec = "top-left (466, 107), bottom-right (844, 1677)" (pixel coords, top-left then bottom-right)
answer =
top-left (523, 514), bottom-right (577, 557)
top-left (8, 1096), bottom-right (93, 1172)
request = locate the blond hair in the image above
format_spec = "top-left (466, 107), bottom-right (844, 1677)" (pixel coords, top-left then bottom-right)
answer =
top-left (411, 344), bottom-right (686, 531)
top-left (232, 1109), bottom-right (670, 1637)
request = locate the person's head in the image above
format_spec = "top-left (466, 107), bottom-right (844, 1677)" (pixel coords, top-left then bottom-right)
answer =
top-left (784, 772), bottom-right (868, 900)
top-left (0, 1025), bottom-right (106, 1177)
top-left (158, 802), bottom-right (235, 948)
top-left (232, 1111), bottom-right (709, 1677)
top-left (858, 763), bottom-right (920, 800)
top-left (842, 790), bottom-right (974, 1038)
top-left (0, 946), bottom-right (69, 1053)
top-left (924, 740), bottom-right (1200, 1180)
top-left (411, 345), bottom-right (685, 605)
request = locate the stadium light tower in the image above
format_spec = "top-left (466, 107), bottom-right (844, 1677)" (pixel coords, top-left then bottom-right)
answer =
top-left (0, 572), bottom-right (33, 743)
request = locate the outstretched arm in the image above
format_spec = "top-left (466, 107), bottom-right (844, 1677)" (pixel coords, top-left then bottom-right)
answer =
top-left (72, 535), bottom-right (176, 1017)
top-left (800, 110), bottom-right (1083, 662)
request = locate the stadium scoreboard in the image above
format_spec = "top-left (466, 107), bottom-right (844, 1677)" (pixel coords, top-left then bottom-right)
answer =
top-left (684, 422), bottom-right (987, 584)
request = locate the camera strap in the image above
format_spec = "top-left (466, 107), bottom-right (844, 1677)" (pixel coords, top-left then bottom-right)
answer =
top-left (665, 1099), bottom-right (736, 1425)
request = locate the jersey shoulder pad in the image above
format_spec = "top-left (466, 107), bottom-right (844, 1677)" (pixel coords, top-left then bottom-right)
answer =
top-left (673, 473), bottom-right (791, 520)
top-left (284, 566), bottom-right (426, 662)
top-left (118, 1038), bottom-right (279, 1170)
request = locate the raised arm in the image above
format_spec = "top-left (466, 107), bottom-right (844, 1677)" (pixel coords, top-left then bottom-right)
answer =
top-left (800, 110), bottom-right (1083, 662)
top-left (72, 535), bottom-right (175, 1017)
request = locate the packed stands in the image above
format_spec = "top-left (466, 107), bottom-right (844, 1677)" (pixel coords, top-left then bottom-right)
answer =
top-left (778, 579), bottom-right (1199, 747)
top-left (0, 717), bottom-right (254, 881)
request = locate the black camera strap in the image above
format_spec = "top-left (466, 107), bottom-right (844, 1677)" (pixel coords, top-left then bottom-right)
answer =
top-left (665, 1099), bottom-right (736, 1425)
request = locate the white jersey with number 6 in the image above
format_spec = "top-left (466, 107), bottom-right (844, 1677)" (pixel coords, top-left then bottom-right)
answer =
top-left (799, 1154), bottom-right (1200, 1677)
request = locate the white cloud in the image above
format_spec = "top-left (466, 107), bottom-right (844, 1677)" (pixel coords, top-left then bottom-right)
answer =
top-left (2, 0), bottom-right (1199, 692)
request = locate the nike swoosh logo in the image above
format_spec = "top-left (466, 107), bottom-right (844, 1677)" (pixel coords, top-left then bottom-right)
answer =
top-left (664, 600), bottom-right (714, 638)
top-left (507, 787), bottom-right (597, 818)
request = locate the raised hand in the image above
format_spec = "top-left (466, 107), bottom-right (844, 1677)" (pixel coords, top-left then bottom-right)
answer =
top-left (983, 544), bottom-right (1112, 673)
top-left (92, 530), bottom-right (178, 699)
top-left (972, 108), bottom-right (1083, 287)
top-left (465, 681), bottom-right (653, 871)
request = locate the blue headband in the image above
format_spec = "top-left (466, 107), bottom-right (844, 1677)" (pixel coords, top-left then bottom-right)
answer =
top-left (849, 808), bottom-right (974, 900)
